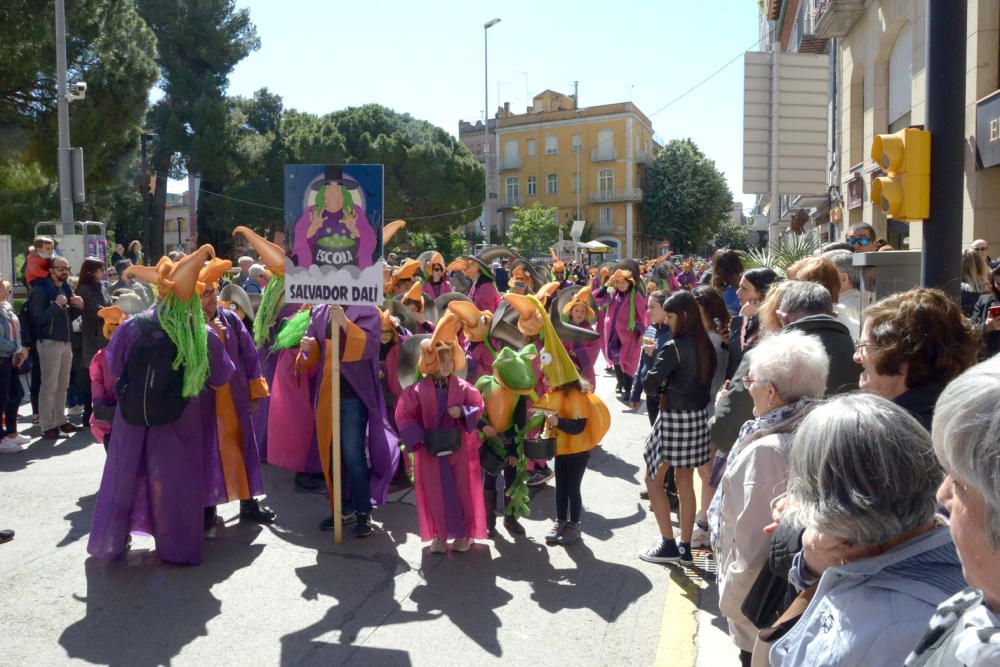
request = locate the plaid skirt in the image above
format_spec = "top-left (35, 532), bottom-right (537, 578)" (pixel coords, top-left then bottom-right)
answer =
top-left (643, 408), bottom-right (711, 476)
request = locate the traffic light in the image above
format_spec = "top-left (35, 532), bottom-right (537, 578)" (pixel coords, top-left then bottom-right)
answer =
top-left (870, 128), bottom-right (931, 221)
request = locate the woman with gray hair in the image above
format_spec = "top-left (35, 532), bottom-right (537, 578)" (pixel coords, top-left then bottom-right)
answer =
top-left (905, 356), bottom-right (1000, 666)
top-left (713, 330), bottom-right (829, 664)
top-left (765, 394), bottom-right (965, 666)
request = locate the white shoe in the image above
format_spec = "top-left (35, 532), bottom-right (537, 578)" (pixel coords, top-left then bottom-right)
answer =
top-left (0, 438), bottom-right (24, 454)
top-left (690, 525), bottom-right (711, 549)
top-left (7, 433), bottom-right (31, 445)
top-left (451, 537), bottom-right (471, 552)
top-left (68, 405), bottom-right (84, 416)
top-left (429, 538), bottom-right (447, 554)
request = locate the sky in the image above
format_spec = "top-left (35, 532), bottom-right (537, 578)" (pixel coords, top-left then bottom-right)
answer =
top-left (186, 0), bottom-right (762, 210)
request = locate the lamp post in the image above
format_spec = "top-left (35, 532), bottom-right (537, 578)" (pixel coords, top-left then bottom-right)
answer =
top-left (483, 17), bottom-right (500, 246)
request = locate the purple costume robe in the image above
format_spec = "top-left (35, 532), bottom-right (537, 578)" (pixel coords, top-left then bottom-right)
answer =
top-left (88, 309), bottom-right (234, 565)
top-left (202, 308), bottom-right (266, 505)
top-left (253, 301), bottom-right (302, 461)
top-left (594, 286), bottom-right (648, 377)
top-left (422, 276), bottom-right (452, 299)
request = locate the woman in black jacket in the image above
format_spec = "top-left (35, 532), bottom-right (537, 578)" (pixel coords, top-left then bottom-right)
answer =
top-left (639, 291), bottom-right (716, 566)
top-left (75, 257), bottom-right (111, 428)
top-left (972, 264), bottom-right (1000, 358)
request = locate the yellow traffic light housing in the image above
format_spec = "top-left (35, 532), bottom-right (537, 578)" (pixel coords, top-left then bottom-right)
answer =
top-left (870, 128), bottom-right (931, 221)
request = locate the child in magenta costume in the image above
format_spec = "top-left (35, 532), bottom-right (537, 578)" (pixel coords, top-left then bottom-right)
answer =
top-left (379, 307), bottom-right (413, 483)
top-left (448, 256), bottom-right (501, 314)
top-left (591, 268), bottom-right (612, 372)
top-left (562, 287), bottom-right (600, 388)
top-left (88, 294), bottom-right (146, 447)
top-left (446, 300), bottom-right (494, 384)
top-left (593, 265), bottom-right (648, 397)
top-left (401, 281), bottom-right (434, 334)
top-left (395, 313), bottom-right (487, 553)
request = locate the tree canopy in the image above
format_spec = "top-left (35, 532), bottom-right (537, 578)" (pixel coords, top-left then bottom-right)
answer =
top-left (508, 203), bottom-right (560, 257)
top-left (643, 138), bottom-right (733, 254)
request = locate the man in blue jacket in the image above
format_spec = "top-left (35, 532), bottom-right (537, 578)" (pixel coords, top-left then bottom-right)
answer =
top-left (28, 256), bottom-right (83, 439)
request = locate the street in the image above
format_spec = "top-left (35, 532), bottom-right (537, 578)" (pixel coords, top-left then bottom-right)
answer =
top-left (0, 370), bottom-right (735, 666)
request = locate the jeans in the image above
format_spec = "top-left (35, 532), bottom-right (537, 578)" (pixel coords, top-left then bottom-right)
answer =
top-left (0, 356), bottom-right (23, 436)
top-left (339, 396), bottom-right (372, 516)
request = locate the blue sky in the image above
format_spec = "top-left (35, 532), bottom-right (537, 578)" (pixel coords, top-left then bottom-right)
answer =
top-left (214, 0), bottom-right (761, 209)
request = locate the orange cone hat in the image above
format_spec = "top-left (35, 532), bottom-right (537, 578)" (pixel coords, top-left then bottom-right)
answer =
top-left (233, 226), bottom-right (285, 276)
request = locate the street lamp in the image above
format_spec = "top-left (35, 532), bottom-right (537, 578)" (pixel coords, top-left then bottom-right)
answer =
top-left (483, 17), bottom-right (500, 246)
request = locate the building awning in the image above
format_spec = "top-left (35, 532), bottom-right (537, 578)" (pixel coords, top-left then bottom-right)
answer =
top-left (577, 240), bottom-right (612, 253)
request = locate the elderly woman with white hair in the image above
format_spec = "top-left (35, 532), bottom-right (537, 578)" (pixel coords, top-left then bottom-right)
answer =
top-left (713, 330), bottom-right (829, 665)
top-left (765, 394), bottom-right (965, 667)
top-left (905, 356), bottom-right (1000, 667)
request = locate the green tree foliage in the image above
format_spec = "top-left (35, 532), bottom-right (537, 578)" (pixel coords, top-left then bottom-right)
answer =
top-left (401, 231), bottom-right (467, 260)
top-left (643, 139), bottom-right (733, 254)
top-left (713, 220), bottom-right (750, 252)
top-left (508, 203), bottom-right (560, 257)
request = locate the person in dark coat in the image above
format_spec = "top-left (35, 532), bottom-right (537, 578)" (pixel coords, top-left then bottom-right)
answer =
top-left (971, 263), bottom-right (1000, 358)
top-left (75, 257), bottom-right (112, 429)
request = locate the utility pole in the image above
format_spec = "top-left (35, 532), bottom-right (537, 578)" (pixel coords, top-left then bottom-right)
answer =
top-left (54, 0), bottom-right (74, 231)
top-left (483, 18), bottom-right (501, 246)
top-left (922, 0), bottom-right (966, 300)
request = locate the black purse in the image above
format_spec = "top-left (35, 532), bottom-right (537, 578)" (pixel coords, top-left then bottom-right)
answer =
top-left (424, 428), bottom-right (461, 457)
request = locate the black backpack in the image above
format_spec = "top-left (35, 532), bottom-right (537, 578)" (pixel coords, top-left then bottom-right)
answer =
top-left (115, 313), bottom-right (189, 426)
top-left (18, 298), bottom-right (35, 348)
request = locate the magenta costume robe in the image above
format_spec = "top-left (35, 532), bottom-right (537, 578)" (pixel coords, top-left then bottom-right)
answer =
top-left (566, 321), bottom-right (600, 388)
top-left (469, 276), bottom-right (502, 314)
top-left (465, 341), bottom-right (494, 384)
top-left (395, 375), bottom-right (486, 541)
top-left (594, 286), bottom-right (648, 377)
top-left (88, 309), bottom-right (234, 565)
top-left (268, 305), bottom-right (399, 506)
top-left (253, 301), bottom-right (302, 461)
top-left (422, 277), bottom-right (452, 299)
top-left (202, 309), bottom-right (266, 506)
top-left (591, 277), bottom-right (610, 368)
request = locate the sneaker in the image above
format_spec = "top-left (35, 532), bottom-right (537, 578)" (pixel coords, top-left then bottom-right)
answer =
top-left (0, 528), bottom-right (13, 544)
top-left (503, 513), bottom-right (526, 536)
top-left (68, 405), bottom-right (84, 416)
top-left (59, 422), bottom-right (80, 434)
top-left (429, 538), bottom-right (446, 554)
top-left (545, 520), bottom-right (566, 545)
top-left (639, 488), bottom-right (650, 500)
top-left (678, 541), bottom-right (694, 565)
top-left (353, 514), bottom-right (374, 538)
top-left (557, 521), bottom-right (581, 546)
top-left (526, 468), bottom-right (555, 487)
top-left (690, 524), bottom-right (710, 549)
top-left (293, 472), bottom-right (326, 493)
top-left (0, 438), bottom-right (24, 454)
top-left (31, 414), bottom-right (39, 424)
top-left (319, 511), bottom-right (358, 531)
top-left (451, 537), bottom-right (471, 552)
top-left (7, 433), bottom-right (31, 445)
top-left (41, 429), bottom-right (63, 440)
top-left (239, 498), bottom-right (277, 524)
top-left (639, 538), bottom-right (681, 564)
top-left (204, 506), bottom-right (218, 531)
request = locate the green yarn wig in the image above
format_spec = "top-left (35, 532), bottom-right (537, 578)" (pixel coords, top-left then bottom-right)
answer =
top-left (271, 308), bottom-right (312, 351)
top-left (253, 274), bottom-right (285, 349)
top-left (156, 293), bottom-right (209, 398)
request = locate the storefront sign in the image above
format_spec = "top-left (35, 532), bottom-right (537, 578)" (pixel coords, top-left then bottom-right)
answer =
top-left (975, 90), bottom-right (1000, 169)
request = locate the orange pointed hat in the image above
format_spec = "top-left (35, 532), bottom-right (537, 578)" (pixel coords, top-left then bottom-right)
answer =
top-left (447, 299), bottom-right (491, 342)
top-left (562, 286), bottom-right (596, 321)
top-left (199, 257), bottom-right (232, 289)
top-left (549, 248), bottom-right (565, 273)
top-left (503, 292), bottom-right (544, 337)
top-left (392, 259), bottom-right (421, 288)
top-left (383, 219), bottom-right (406, 246)
top-left (122, 257), bottom-right (171, 297)
top-left (535, 281), bottom-right (560, 306)
top-left (402, 280), bottom-right (425, 311)
top-left (417, 311), bottom-right (466, 376)
top-left (233, 226), bottom-right (285, 276)
top-left (168, 244), bottom-right (217, 300)
top-left (98, 305), bottom-right (127, 341)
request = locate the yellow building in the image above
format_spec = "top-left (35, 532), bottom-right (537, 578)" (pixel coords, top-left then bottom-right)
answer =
top-left (493, 90), bottom-right (660, 260)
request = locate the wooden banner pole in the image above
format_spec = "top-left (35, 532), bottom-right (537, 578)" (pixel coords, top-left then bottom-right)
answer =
top-left (331, 322), bottom-right (342, 544)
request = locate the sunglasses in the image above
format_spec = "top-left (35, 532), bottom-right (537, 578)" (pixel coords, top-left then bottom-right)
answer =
top-left (847, 237), bottom-right (872, 247)
top-left (974, 246), bottom-right (988, 252)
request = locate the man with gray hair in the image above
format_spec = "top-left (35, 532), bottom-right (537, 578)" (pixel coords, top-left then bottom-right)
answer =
top-left (823, 248), bottom-right (862, 340)
top-left (233, 256), bottom-right (254, 289)
top-left (710, 280), bottom-right (861, 455)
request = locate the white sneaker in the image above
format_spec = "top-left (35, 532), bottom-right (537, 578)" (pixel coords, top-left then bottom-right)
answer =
top-left (7, 433), bottom-right (31, 445)
top-left (0, 438), bottom-right (24, 454)
top-left (68, 405), bottom-right (84, 416)
top-left (690, 525), bottom-right (711, 549)
top-left (429, 538), bottom-right (446, 554)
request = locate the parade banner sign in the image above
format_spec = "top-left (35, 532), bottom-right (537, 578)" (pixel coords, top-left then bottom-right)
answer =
top-left (284, 164), bottom-right (384, 305)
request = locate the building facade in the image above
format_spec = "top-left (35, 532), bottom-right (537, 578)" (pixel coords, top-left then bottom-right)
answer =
top-left (758, 0), bottom-right (1000, 250)
top-left (483, 90), bottom-right (660, 260)
top-left (457, 118), bottom-right (497, 241)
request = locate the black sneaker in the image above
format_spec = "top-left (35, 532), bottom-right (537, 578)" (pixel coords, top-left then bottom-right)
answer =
top-left (639, 538), bottom-right (681, 564)
top-left (59, 422), bottom-right (81, 434)
top-left (239, 498), bottom-right (277, 524)
top-left (544, 520), bottom-right (566, 545)
top-left (678, 541), bottom-right (694, 565)
top-left (204, 506), bottom-right (218, 531)
top-left (319, 511), bottom-right (358, 531)
top-left (41, 428), bottom-right (63, 440)
top-left (353, 514), bottom-right (373, 538)
top-left (0, 528), bottom-right (13, 544)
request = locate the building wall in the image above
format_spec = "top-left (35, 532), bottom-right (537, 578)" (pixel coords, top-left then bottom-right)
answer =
top-left (493, 95), bottom-right (659, 259)
top-left (836, 0), bottom-right (1000, 250)
top-left (458, 119), bottom-right (497, 240)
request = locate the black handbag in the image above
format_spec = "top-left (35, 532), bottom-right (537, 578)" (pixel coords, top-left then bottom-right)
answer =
top-left (424, 428), bottom-right (461, 457)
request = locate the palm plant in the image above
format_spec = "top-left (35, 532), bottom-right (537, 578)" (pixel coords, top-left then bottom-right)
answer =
top-left (742, 233), bottom-right (825, 277)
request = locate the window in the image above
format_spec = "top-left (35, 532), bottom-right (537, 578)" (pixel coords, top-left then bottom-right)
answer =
top-left (527, 176), bottom-right (537, 196)
top-left (504, 139), bottom-right (519, 160)
top-left (545, 135), bottom-right (558, 155)
top-left (888, 24), bottom-right (913, 133)
top-left (596, 129), bottom-right (614, 160)
top-left (572, 172), bottom-right (580, 194)
top-left (506, 177), bottom-right (519, 200)
top-left (526, 138), bottom-right (536, 157)
top-left (546, 173), bottom-right (558, 194)
top-left (572, 133), bottom-right (582, 153)
top-left (599, 207), bottom-right (613, 231)
top-left (599, 169), bottom-right (614, 194)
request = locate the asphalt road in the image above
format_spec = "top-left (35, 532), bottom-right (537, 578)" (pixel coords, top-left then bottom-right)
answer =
top-left (0, 368), bottom-right (736, 666)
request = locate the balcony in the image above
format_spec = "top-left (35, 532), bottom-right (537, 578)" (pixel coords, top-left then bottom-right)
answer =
top-left (812, 0), bottom-right (865, 39)
top-left (635, 151), bottom-right (653, 165)
top-left (591, 148), bottom-right (617, 162)
top-left (498, 156), bottom-right (521, 171)
top-left (589, 188), bottom-right (643, 204)
top-left (794, 0), bottom-right (831, 54)
top-left (500, 196), bottom-right (523, 209)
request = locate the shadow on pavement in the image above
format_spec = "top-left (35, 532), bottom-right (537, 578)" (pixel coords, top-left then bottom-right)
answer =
top-left (58, 493), bottom-right (97, 547)
top-left (587, 448), bottom-right (642, 485)
top-left (0, 428), bottom-right (95, 472)
top-left (59, 524), bottom-right (264, 667)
